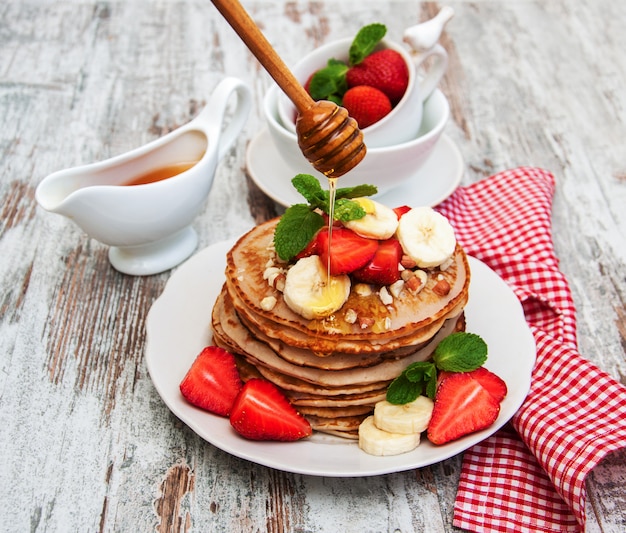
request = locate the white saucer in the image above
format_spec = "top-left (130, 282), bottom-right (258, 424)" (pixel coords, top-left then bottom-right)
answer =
top-left (245, 129), bottom-right (464, 208)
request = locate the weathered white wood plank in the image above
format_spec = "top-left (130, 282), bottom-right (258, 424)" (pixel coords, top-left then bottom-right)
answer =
top-left (0, 1), bottom-right (624, 532)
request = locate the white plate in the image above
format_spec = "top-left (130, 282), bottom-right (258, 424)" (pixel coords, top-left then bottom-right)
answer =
top-left (245, 129), bottom-right (464, 208)
top-left (145, 241), bottom-right (535, 477)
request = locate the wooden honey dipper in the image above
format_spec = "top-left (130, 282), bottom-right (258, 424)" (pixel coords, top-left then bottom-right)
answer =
top-left (211, 0), bottom-right (366, 178)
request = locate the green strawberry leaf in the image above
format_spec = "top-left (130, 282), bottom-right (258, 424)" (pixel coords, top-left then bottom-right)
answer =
top-left (432, 332), bottom-right (488, 372)
top-left (349, 23), bottom-right (387, 65)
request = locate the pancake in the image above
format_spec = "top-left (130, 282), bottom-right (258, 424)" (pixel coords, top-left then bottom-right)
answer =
top-left (225, 218), bottom-right (469, 348)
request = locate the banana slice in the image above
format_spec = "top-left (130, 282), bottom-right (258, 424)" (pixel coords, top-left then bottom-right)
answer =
top-left (396, 207), bottom-right (456, 268)
top-left (358, 416), bottom-right (421, 456)
top-left (344, 198), bottom-right (399, 240)
top-left (282, 255), bottom-right (351, 320)
top-left (373, 396), bottom-right (434, 434)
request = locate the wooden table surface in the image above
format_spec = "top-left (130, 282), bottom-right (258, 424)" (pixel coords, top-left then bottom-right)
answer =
top-left (1, 1), bottom-right (625, 531)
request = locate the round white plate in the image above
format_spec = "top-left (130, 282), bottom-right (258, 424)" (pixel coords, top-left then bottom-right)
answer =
top-left (145, 240), bottom-right (535, 477)
top-left (245, 129), bottom-right (464, 208)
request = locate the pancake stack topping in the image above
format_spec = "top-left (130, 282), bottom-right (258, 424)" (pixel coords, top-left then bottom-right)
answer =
top-left (179, 175), bottom-right (507, 453)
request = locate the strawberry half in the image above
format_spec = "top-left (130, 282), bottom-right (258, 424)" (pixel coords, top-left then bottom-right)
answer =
top-left (342, 86), bottom-right (392, 128)
top-left (353, 238), bottom-right (403, 285)
top-left (346, 49), bottom-right (409, 105)
top-left (469, 367), bottom-right (508, 402)
top-left (427, 371), bottom-right (501, 445)
top-left (316, 227), bottom-right (378, 275)
top-left (230, 379), bottom-right (312, 441)
top-left (179, 346), bottom-right (243, 417)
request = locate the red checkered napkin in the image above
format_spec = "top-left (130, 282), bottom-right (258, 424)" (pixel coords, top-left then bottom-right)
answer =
top-left (435, 167), bottom-right (626, 532)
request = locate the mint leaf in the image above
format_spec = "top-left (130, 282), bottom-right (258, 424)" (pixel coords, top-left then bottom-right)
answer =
top-left (387, 361), bottom-right (437, 403)
top-left (308, 59), bottom-right (348, 103)
top-left (405, 361), bottom-right (436, 383)
top-left (335, 183), bottom-right (378, 199)
top-left (292, 174), bottom-right (326, 209)
top-left (386, 373), bottom-right (421, 405)
top-left (433, 332), bottom-right (488, 372)
top-left (273, 204), bottom-right (325, 261)
top-left (349, 23), bottom-right (386, 65)
top-left (333, 198), bottom-right (366, 222)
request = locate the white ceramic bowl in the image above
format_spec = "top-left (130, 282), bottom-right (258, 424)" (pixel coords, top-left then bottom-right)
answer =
top-left (277, 38), bottom-right (447, 148)
top-left (265, 84), bottom-right (450, 195)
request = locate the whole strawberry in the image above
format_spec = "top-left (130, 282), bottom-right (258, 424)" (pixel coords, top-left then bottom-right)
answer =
top-left (342, 86), bottom-right (392, 128)
top-left (346, 49), bottom-right (409, 105)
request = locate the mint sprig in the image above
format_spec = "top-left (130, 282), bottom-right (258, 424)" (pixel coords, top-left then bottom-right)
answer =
top-left (273, 174), bottom-right (377, 261)
top-left (386, 332), bottom-right (488, 404)
top-left (308, 23), bottom-right (386, 104)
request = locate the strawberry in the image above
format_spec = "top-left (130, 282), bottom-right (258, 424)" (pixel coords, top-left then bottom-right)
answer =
top-left (393, 205), bottom-right (412, 219)
top-left (469, 367), bottom-right (508, 402)
top-left (427, 371), bottom-right (501, 445)
top-left (230, 379), bottom-right (312, 441)
top-left (179, 346), bottom-right (243, 417)
top-left (353, 238), bottom-right (402, 285)
top-left (346, 49), bottom-right (409, 105)
top-left (316, 227), bottom-right (378, 275)
top-left (342, 86), bottom-right (392, 129)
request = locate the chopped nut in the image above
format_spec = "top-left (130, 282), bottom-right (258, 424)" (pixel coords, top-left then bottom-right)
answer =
top-left (401, 254), bottom-right (417, 269)
top-left (378, 286), bottom-right (393, 305)
top-left (344, 308), bottom-right (358, 324)
top-left (354, 283), bottom-right (373, 297)
top-left (260, 296), bottom-right (277, 311)
top-left (405, 274), bottom-right (421, 292)
top-left (359, 316), bottom-right (375, 329)
top-left (433, 279), bottom-right (451, 296)
top-left (389, 279), bottom-right (404, 298)
top-left (384, 317), bottom-right (391, 330)
top-left (272, 273), bottom-right (286, 292)
top-left (415, 269), bottom-right (428, 285)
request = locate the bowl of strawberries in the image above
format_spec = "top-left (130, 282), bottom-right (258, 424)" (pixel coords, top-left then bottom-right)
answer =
top-left (278, 22), bottom-right (448, 148)
top-left (264, 80), bottom-right (450, 195)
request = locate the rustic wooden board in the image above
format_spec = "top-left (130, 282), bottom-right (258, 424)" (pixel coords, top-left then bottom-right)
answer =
top-left (1, 1), bottom-right (624, 531)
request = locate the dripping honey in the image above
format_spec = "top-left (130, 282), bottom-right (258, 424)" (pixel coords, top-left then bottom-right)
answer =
top-left (123, 161), bottom-right (197, 186)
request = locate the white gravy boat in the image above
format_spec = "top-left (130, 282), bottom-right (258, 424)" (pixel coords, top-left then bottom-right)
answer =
top-left (36, 77), bottom-right (251, 275)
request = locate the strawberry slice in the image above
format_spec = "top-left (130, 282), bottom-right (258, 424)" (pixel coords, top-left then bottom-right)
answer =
top-left (469, 367), bottom-right (508, 402)
top-left (179, 346), bottom-right (243, 417)
top-left (353, 238), bottom-right (402, 285)
top-left (427, 371), bottom-right (501, 445)
top-left (316, 227), bottom-right (378, 275)
top-left (230, 379), bottom-right (312, 441)
top-left (393, 205), bottom-right (412, 219)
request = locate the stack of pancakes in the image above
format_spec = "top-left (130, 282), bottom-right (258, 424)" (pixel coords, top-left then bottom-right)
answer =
top-left (211, 218), bottom-right (470, 439)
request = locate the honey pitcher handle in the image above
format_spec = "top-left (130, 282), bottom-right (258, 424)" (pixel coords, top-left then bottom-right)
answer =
top-left (192, 77), bottom-right (252, 161)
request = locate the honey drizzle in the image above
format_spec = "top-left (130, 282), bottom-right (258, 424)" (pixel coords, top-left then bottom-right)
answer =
top-left (326, 176), bottom-right (338, 281)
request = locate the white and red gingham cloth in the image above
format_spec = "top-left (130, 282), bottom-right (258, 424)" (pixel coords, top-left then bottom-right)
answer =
top-left (435, 167), bottom-right (626, 532)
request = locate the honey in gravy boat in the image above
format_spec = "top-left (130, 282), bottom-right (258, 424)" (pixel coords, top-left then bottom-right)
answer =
top-left (35, 78), bottom-right (251, 276)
